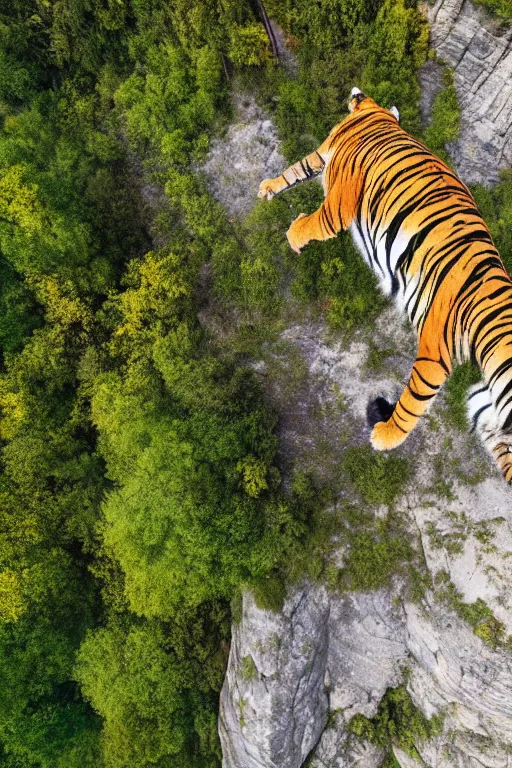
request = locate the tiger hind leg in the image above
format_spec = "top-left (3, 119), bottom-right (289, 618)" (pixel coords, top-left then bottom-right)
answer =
top-left (370, 356), bottom-right (449, 451)
top-left (467, 383), bottom-right (512, 483)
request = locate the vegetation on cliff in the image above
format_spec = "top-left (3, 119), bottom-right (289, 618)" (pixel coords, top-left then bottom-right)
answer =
top-left (349, 685), bottom-right (444, 764)
top-left (471, 0), bottom-right (512, 22)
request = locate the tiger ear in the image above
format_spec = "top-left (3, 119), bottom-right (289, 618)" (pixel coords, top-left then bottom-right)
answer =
top-left (348, 87), bottom-right (366, 113)
top-left (390, 106), bottom-right (400, 122)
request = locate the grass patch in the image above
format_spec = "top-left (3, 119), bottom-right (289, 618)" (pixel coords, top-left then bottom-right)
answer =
top-left (472, 0), bottom-right (512, 21)
top-left (320, 448), bottom-right (416, 592)
top-left (426, 522), bottom-right (465, 556)
top-left (230, 591), bottom-right (244, 624)
top-left (423, 68), bottom-right (461, 166)
top-left (283, 471), bottom-right (339, 580)
top-left (381, 754), bottom-right (401, 768)
top-left (339, 526), bottom-right (412, 591)
top-left (327, 502), bottom-right (417, 593)
top-left (240, 655), bottom-right (258, 682)
top-left (248, 471), bottom-right (338, 609)
top-left (436, 571), bottom-right (509, 649)
top-left (424, 445), bottom-right (488, 496)
top-left (364, 343), bottom-right (396, 374)
top-left (251, 572), bottom-right (288, 612)
top-left (249, 469), bottom-right (419, 599)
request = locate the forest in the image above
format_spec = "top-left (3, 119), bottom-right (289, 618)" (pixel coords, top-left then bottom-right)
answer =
top-left (0, 0), bottom-right (511, 766)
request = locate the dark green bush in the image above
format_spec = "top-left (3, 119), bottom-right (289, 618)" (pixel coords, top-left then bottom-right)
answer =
top-left (349, 685), bottom-right (443, 758)
top-left (341, 445), bottom-right (410, 506)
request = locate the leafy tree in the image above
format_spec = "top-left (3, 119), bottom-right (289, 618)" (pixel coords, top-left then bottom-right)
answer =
top-left (0, 549), bottom-right (100, 767)
top-left (76, 609), bottom-right (228, 768)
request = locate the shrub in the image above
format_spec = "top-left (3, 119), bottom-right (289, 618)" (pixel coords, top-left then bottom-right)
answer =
top-left (349, 685), bottom-right (443, 758)
top-left (341, 445), bottom-right (410, 506)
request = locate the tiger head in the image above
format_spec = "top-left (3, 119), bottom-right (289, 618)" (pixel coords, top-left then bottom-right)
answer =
top-left (348, 87), bottom-right (400, 122)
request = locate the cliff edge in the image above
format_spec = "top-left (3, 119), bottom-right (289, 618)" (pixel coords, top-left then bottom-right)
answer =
top-left (423, 0), bottom-right (512, 184)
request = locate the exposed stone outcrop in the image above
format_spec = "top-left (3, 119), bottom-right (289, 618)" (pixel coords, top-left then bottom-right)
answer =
top-left (405, 600), bottom-right (512, 764)
top-left (221, 581), bottom-right (512, 767)
top-left (202, 91), bottom-right (285, 218)
top-left (220, 587), bottom-right (330, 768)
top-left (220, 588), bottom-right (405, 768)
top-left (423, 0), bottom-right (512, 185)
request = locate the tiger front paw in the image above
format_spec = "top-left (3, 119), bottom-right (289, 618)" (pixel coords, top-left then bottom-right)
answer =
top-left (258, 178), bottom-right (279, 201)
top-left (286, 213), bottom-right (308, 254)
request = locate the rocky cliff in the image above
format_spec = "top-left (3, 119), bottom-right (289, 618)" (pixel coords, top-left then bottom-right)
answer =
top-left (222, 587), bottom-right (512, 767)
top-left (422, 0), bottom-right (512, 184)
top-left (219, 319), bottom-right (512, 768)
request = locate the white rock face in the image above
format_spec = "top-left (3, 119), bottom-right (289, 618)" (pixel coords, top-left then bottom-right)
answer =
top-left (405, 601), bottom-right (512, 746)
top-left (424, 0), bottom-right (512, 185)
top-left (221, 586), bottom-right (512, 767)
top-left (220, 588), bottom-right (405, 768)
top-left (220, 587), bottom-right (330, 768)
top-left (202, 91), bottom-right (285, 219)
top-left (221, 582), bottom-right (512, 767)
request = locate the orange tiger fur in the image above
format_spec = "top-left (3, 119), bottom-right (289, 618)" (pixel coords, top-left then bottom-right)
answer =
top-left (258, 89), bottom-right (512, 483)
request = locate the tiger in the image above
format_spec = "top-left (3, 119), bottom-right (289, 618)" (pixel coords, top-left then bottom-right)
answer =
top-left (258, 87), bottom-right (512, 483)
